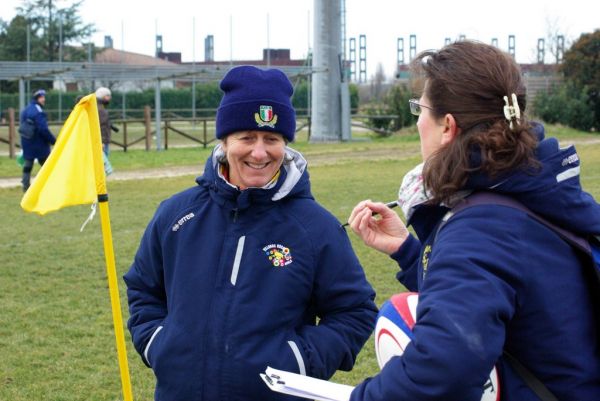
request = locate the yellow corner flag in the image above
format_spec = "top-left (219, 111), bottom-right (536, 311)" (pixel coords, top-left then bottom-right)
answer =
top-left (20, 94), bottom-right (134, 401)
top-left (21, 94), bottom-right (106, 214)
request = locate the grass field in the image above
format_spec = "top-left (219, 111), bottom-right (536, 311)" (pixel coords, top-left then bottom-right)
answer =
top-left (1, 125), bottom-right (599, 400)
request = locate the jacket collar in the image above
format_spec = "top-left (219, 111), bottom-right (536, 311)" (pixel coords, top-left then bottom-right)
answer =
top-left (197, 144), bottom-right (311, 212)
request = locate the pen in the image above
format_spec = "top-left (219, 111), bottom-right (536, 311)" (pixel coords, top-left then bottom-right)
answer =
top-left (342, 200), bottom-right (399, 227)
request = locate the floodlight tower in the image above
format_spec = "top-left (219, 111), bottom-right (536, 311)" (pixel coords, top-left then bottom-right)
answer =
top-left (155, 35), bottom-right (163, 57)
top-left (349, 37), bottom-right (356, 81)
top-left (556, 35), bottom-right (565, 63)
top-left (409, 34), bottom-right (417, 61)
top-left (508, 35), bottom-right (516, 59)
top-left (537, 38), bottom-right (545, 64)
top-left (397, 38), bottom-right (405, 71)
top-left (358, 35), bottom-right (367, 83)
top-left (205, 35), bottom-right (214, 62)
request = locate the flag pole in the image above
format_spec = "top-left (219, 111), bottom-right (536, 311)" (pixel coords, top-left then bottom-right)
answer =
top-left (98, 193), bottom-right (134, 401)
top-left (90, 95), bottom-right (134, 401)
top-left (91, 92), bottom-right (133, 401)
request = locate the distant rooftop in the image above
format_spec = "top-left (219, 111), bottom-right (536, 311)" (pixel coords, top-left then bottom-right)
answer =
top-left (95, 48), bottom-right (177, 66)
top-left (178, 49), bottom-right (307, 67)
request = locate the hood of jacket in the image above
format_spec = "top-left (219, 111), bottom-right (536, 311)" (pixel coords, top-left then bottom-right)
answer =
top-left (465, 122), bottom-right (600, 236)
top-left (195, 144), bottom-right (313, 211)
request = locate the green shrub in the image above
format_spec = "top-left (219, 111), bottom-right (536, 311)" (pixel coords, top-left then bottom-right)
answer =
top-left (385, 83), bottom-right (416, 131)
top-left (533, 82), bottom-right (596, 131)
top-left (361, 102), bottom-right (393, 136)
top-left (361, 83), bottom-right (416, 137)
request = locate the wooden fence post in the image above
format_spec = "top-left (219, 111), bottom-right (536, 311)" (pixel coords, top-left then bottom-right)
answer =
top-left (122, 121), bottom-right (128, 152)
top-left (164, 120), bottom-right (169, 150)
top-left (144, 106), bottom-right (151, 151)
top-left (8, 108), bottom-right (16, 158)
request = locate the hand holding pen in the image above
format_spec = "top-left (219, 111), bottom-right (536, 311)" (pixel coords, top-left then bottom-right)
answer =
top-left (342, 200), bottom-right (399, 227)
top-left (345, 199), bottom-right (409, 255)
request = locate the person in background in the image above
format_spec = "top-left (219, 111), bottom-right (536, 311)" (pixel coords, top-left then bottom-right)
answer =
top-left (95, 87), bottom-right (113, 156)
top-left (124, 65), bottom-right (378, 401)
top-left (348, 41), bottom-right (600, 401)
top-left (19, 89), bottom-right (56, 192)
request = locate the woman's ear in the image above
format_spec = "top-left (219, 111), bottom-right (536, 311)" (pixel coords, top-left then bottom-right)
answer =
top-left (440, 113), bottom-right (460, 146)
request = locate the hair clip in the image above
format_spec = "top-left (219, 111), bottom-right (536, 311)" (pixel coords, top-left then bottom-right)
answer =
top-left (503, 93), bottom-right (521, 130)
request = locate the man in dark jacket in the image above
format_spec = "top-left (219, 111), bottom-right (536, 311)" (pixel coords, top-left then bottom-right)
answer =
top-left (19, 89), bottom-right (56, 192)
top-left (124, 66), bottom-right (378, 401)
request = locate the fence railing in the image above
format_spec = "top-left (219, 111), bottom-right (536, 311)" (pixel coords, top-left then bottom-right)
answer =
top-left (1, 108), bottom-right (317, 157)
top-left (0, 108), bottom-right (17, 158)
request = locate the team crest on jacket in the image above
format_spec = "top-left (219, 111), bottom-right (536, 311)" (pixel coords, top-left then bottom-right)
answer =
top-left (254, 105), bottom-right (278, 128)
top-left (262, 243), bottom-right (292, 267)
top-left (421, 244), bottom-right (432, 280)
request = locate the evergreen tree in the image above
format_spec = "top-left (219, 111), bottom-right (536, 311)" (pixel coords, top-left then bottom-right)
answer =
top-left (561, 29), bottom-right (600, 129)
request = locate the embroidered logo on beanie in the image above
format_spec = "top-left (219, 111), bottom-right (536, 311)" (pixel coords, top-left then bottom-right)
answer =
top-left (255, 105), bottom-right (278, 128)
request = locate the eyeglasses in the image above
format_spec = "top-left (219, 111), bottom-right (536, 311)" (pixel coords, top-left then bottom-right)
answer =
top-left (409, 99), bottom-right (434, 116)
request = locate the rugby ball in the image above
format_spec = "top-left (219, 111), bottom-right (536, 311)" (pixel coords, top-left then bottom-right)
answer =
top-left (375, 292), bottom-right (500, 401)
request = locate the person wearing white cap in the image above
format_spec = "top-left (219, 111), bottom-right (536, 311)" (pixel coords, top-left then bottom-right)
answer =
top-left (95, 87), bottom-right (112, 155)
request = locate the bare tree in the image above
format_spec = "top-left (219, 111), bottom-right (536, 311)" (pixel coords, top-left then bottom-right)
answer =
top-left (370, 63), bottom-right (387, 101)
top-left (544, 16), bottom-right (570, 64)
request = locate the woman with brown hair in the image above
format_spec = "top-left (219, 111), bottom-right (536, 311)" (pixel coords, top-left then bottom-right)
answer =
top-left (348, 41), bottom-right (600, 401)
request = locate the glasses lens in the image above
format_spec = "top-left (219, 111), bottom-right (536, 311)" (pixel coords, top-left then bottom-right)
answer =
top-left (409, 99), bottom-right (421, 116)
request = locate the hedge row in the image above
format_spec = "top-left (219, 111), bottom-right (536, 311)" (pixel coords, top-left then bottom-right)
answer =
top-left (0, 81), bottom-right (359, 121)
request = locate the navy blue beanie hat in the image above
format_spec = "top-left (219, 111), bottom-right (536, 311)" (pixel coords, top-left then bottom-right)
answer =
top-left (216, 66), bottom-right (296, 142)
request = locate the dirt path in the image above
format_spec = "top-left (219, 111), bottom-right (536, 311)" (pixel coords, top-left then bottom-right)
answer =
top-left (2, 137), bottom-right (598, 190)
top-left (0, 147), bottom-right (414, 189)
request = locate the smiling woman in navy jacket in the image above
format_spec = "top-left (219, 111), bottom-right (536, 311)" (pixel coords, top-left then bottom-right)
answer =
top-left (124, 66), bottom-right (377, 401)
top-left (348, 41), bottom-right (600, 401)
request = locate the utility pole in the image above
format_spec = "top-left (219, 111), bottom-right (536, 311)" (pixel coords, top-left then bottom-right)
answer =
top-left (311, 0), bottom-right (343, 142)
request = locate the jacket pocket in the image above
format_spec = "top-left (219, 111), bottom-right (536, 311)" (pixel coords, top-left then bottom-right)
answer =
top-left (287, 339), bottom-right (307, 376)
top-left (143, 325), bottom-right (164, 367)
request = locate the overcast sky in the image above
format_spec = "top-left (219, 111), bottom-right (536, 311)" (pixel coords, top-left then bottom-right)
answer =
top-left (2, 0), bottom-right (599, 78)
